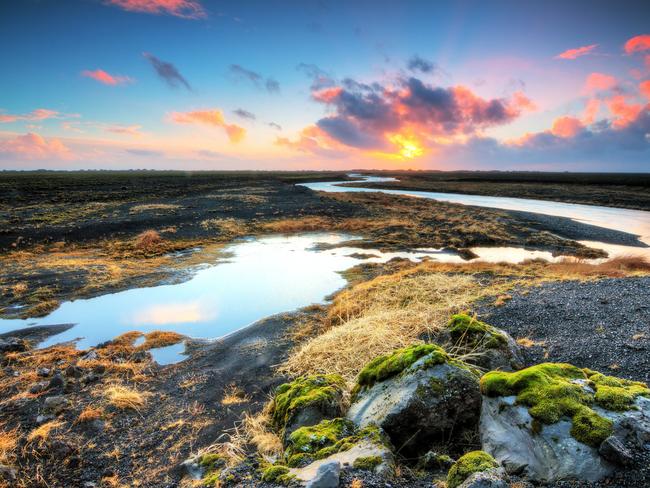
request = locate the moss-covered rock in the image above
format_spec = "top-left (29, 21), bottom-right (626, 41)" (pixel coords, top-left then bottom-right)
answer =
top-left (352, 455), bottom-right (383, 470)
top-left (260, 464), bottom-right (294, 484)
top-left (447, 451), bottom-right (499, 488)
top-left (284, 418), bottom-right (387, 468)
top-left (448, 314), bottom-right (507, 349)
top-left (270, 374), bottom-right (347, 440)
top-left (354, 344), bottom-right (449, 396)
top-left (480, 362), bottom-right (650, 447)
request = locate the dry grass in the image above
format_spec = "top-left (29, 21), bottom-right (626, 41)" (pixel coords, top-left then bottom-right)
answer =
top-left (516, 337), bottom-right (546, 348)
top-left (27, 420), bottom-right (64, 447)
top-left (220, 384), bottom-right (251, 406)
top-left (282, 267), bottom-right (505, 382)
top-left (11, 282), bottom-right (28, 297)
top-left (104, 385), bottom-right (147, 411)
top-left (137, 331), bottom-right (184, 350)
top-left (200, 218), bottom-right (248, 238)
top-left (77, 407), bottom-right (103, 423)
top-left (349, 480), bottom-right (364, 488)
top-left (0, 424), bottom-right (19, 465)
top-left (133, 229), bottom-right (163, 251)
top-left (129, 204), bottom-right (181, 214)
top-left (240, 407), bottom-right (282, 457)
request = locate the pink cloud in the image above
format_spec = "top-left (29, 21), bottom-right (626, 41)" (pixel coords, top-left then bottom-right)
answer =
top-left (624, 34), bottom-right (650, 54)
top-left (0, 108), bottom-right (61, 123)
top-left (641, 80), bottom-right (650, 100)
top-left (550, 116), bottom-right (584, 138)
top-left (0, 133), bottom-right (74, 161)
top-left (82, 69), bottom-right (133, 86)
top-left (607, 95), bottom-right (644, 128)
top-left (105, 0), bottom-right (206, 19)
top-left (554, 44), bottom-right (598, 60)
top-left (169, 109), bottom-right (246, 143)
top-left (582, 99), bottom-right (601, 124)
top-left (583, 72), bottom-right (617, 93)
top-left (105, 125), bottom-right (143, 137)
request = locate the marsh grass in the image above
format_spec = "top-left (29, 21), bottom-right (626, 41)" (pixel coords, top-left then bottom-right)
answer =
top-left (104, 385), bottom-right (147, 411)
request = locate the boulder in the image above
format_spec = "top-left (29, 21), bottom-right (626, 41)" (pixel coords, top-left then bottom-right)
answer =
top-left (270, 374), bottom-right (347, 442)
top-left (347, 344), bottom-right (481, 456)
top-left (43, 395), bottom-right (68, 415)
top-left (479, 363), bottom-right (650, 482)
top-left (305, 460), bottom-right (340, 488)
top-left (457, 468), bottom-right (509, 488)
top-left (442, 313), bottom-right (523, 371)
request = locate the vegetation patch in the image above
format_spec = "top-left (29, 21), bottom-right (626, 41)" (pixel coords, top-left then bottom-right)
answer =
top-left (270, 374), bottom-right (346, 432)
top-left (481, 363), bottom-right (650, 446)
top-left (261, 464), bottom-right (294, 484)
top-left (447, 450), bottom-right (499, 488)
top-left (352, 455), bottom-right (383, 471)
top-left (284, 418), bottom-right (386, 467)
top-left (447, 313), bottom-right (507, 350)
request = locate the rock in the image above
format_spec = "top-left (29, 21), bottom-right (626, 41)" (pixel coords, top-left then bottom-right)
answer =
top-left (417, 450), bottom-right (454, 471)
top-left (29, 381), bottom-right (49, 394)
top-left (37, 367), bottom-right (51, 377)
top-left (599, 435), bottom-right (634, 466)
top-left (81, 373), bottom-right (101, 384)
top-left (347, 344), bottom-right (481, 456)
top-left (0, 338), bottom-right (28, 353)
top-left (82, 350), bottom-right (98, 361)
top-left (65, 365), bottom-right (83, 378)
top-left (479, 363), bottom-right (650, 482)
top-left (441, 313), bottom-right (523, 371)
top-left (458, 468), bottom-right (509, 488)
top-left (48, 372), bottom-right (65, 390)
top-left (305, 460), bottom-right (340, 488)
top-left (36, 414), bottom-right (54, 424)
top-left (43, 395), bottom-right (68, 414)
top-left (270, 374), bottom-right (347, 441)
top-left (0, 465), bottom-right (16, 482)
top-left (180, 457), bottom-right (204, 480)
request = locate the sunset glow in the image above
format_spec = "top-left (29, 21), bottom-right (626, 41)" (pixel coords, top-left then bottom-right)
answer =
top-left (0, 1), bottom-right (648, 171)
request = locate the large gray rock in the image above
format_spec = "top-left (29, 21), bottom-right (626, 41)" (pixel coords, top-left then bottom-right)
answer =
top-left (305, 460), bottom-right (340, 488)
top-left (347, 359), bottom-right (480, 456)
top-left (481, 395), bottom-right (617, 482)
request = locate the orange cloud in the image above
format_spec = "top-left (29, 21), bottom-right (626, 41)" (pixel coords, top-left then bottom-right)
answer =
top-left (0, 108), bottom-right (61, 123)
top-left (624, 34), bottom-right (650, 54)
top-left (550, 116), bottom-right (583, 138)
top-left (0, 133), bottom-right (74, 160)
top-left (641, 80), bottom-right (650, 100)
top-left (607, 95), bottom-right (643, 128)
top-left (512, 91), bottom-right (537, 111)
top-left (554, 44), bottom-right (598, 59)
top-left (312, 87), bottom-right (344, 103)
top-left (105, 125), bottom-right (143, 137)
top-left (105, 0), bottom-right (206, 19)
top-left (82, 69), bottom-right (132, 86)
top-left (583, 72), bottom-right (617, 93)
top-left (582, 98), bottom-right (601, 124)
top-left (169, 109), bottom-right (246, 143)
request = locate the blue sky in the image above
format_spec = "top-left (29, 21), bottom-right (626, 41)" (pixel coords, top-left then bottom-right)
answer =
top-left (0, 0), bottom-right (649, 170)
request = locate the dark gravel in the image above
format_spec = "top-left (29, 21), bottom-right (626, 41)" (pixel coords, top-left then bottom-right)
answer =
top-left (479, 276), bottom-right (650, 488)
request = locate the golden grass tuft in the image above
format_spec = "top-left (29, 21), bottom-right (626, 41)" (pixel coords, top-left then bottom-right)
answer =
top-left (137, 331), bottom-right (184, 351)
top-left (220, 384), bottom-right (251, 406)
top-left (516, 337), bottom-right (546, 348)
top-left (11, 282), bottom-right (28, 297)
top-left (133, 229), bottom-right (163, 251)
top-left (0, 424), bottom-right (19, 465)
top-left (104, 385), bottom-right (147, 411)
top-left (349, 480), bottom-right (364, 488)
top-left (240, 407), bottom-right (282, 457)
top-left (129, 204), bottom-right (181, 214)
top-left (200, 218), bottom-right (248, 238)
top-left (77, 407), bottom-right (103, 423)
top-left (27, 420), bottom-right (64, 447)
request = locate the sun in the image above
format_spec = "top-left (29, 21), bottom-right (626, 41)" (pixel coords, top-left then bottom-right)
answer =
top-left (389, 133), bottom-right (424, 159)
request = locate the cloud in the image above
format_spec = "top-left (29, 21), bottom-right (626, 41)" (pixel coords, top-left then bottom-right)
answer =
top-left (0, 108), bottom-right (62, 123)
top-left (126, 148), bottom-right (163, 157)
top-left (233, 109), bottom-right (256, 120)
top-left (229, 65), bottom-right (279, 93)
top-left (82, 69), bottom-right (132, 86)
top-left (407, 55), bottom-right (437, 74)
top-left (641, 80), bottom-right (650, 100)
top-left (276, 125), bottom-right (348, 159)
top-left (169, 109), bottom-right (246, 142)
top-left (624, 34), bottom-right (650, 54)
top-left (0, 132), bottom-right (74, 161)
top-left (550, 116), bottom-right (584, 138)
top-left (554, 44), bottom-right (598, 59)
top-left (268, 122), bottom-right (282, 130)
top-left (105, 124), bottom-right (143, 137)
top-left (105, 0), bottom-right (206, 19)
top-left (296, 63), bottom-right (335, 90)
top-left (583, 72), bottom-right (617, 93)
top-left (143, 52), bottom-right (191, 90)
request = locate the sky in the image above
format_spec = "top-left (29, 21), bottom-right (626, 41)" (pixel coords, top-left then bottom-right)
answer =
top-left (0, 0), bottom-right (649, 171)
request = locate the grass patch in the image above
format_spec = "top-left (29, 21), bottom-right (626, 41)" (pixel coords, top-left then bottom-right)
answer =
top-left (0, 424), bottom-right (19, 465)
top-left (104, 385), bottom-right (147, 411)
top-left (27, 420), bottom-right (64, 447)
top-left (220, 384), bottom-right (251, 406)
top-left (77, 406), bottom-right (103, 423)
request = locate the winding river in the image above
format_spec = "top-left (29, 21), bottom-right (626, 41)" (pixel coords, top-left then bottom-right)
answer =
top-left (1, 175), bottom-right (648, 363)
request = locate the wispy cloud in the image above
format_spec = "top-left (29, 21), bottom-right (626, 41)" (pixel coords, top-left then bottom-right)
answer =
top-left (554, 44), bottom-right (598, 59)
top-left (169, 109), bottom-right (246, 142)
top-left (0, 108), bottom-right (64, 123)
top-left (143, 52), bottom-right (191, 90)
top-left (82, 69), bottom-right (133, 86)
top-left (583, 72), bottom-right (617, 94)
top-left (105, 124), bottom-right (143, 137)
top-left (268, 122), bottom-right (282, 130)
top-left (229, 64), bottom-right (280, 93)
top-left (105, 0), bottom-right (206, 19)
top-left (624, 34), bottom-right (650, 54)
top-left (407, 55), bottom-right (438, 74)
top-left (233, 108), bottom-right (256, 120)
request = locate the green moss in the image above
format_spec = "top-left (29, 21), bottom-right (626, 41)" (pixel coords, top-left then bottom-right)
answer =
top-left (447, 451), bottom-right (499, 488)
top-left (270, 374), bottom-right (346, 432)
top-left (203, 470), bottom-right (222, 487)
top-left (198, 453), bottom-right (225, 470)
top-left (352, 455), bottom-right (383, 471)
top-left (355, 344), bottom-right (448, 394)
top-left (261, 465), bottom-right (294, 484)
top-left (447, 313), bottom-right (507, 350)
top-left (480, 363), bottom-right (650, 447)
top-left (284, 419), bottom-right (388, 467)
